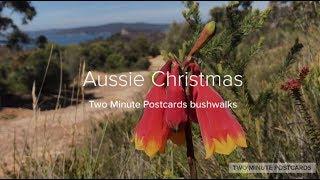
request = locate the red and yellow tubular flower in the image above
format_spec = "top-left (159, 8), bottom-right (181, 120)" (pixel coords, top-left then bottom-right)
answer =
top-left (165, 60), bottom-right (188, 130)
top-left (133, 60), bottom-right (247, 159)
top-left (189, 63), bottom-right (247, 158)
top-left (133, 60), bottom-right (172, 157)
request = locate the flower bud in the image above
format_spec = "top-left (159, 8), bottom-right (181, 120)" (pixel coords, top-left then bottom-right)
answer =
top-left (188, 21), bottom-right (216, 57)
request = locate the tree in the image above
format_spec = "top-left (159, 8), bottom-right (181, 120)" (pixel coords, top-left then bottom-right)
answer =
top-left (6, 29), bottom-right (30, 51)
top-left (36, 35), bottom-right (48, 49)
top-left (0, 1), bottom-right (36, 50)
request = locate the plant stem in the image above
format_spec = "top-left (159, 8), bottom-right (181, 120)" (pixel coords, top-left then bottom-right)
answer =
top-left (185, 121), bottom-right (197, 179)
top-left (291, 89), bottom-right (320, 166)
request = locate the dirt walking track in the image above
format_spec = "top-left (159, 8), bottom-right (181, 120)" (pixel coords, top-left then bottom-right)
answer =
top-left (0, 56), bottom-right (165, 174)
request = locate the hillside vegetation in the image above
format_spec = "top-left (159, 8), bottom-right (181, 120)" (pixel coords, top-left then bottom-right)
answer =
top-left (0, 31), bottom-right (163, 109)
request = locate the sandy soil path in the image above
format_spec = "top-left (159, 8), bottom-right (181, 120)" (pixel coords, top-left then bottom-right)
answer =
top-left (0, 56), bottom-right (165, 175)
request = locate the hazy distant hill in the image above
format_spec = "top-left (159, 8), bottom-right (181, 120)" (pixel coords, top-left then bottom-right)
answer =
top-left (29, 22), bottom-right (169, 36)
top-left (26, 22), bottom-right (169, 45)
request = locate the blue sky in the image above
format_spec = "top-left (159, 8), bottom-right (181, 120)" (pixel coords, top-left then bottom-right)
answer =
top-left (6, 1), bottom-right (268, 31)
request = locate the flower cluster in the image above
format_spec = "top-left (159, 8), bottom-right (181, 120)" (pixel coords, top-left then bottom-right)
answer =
top-left (133, 60), bottom-right (247, 158)
top-left (281, 79), bottom-right (301, 91)
top-left (281, 66), bottom-right (309, 91)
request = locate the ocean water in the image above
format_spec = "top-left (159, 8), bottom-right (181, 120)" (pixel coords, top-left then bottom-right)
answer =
top-left (28, 32), bottom-right (111, 46)
top-left (0, 32), bottom-right (111, 47)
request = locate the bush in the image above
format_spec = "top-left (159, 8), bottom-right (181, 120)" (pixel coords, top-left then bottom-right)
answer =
top-left (132, 57), bottom-right (151, 70)
top-left (25, 48), bottom-right (70, 95)
top-left (80, 35), bottom-right (154, 72)
top-left (1, 46), bottom-right (71, 95)
top-left (82, 43), bottom-right (112, 71)
top-left (105, 53), bottom-right (125, 70)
